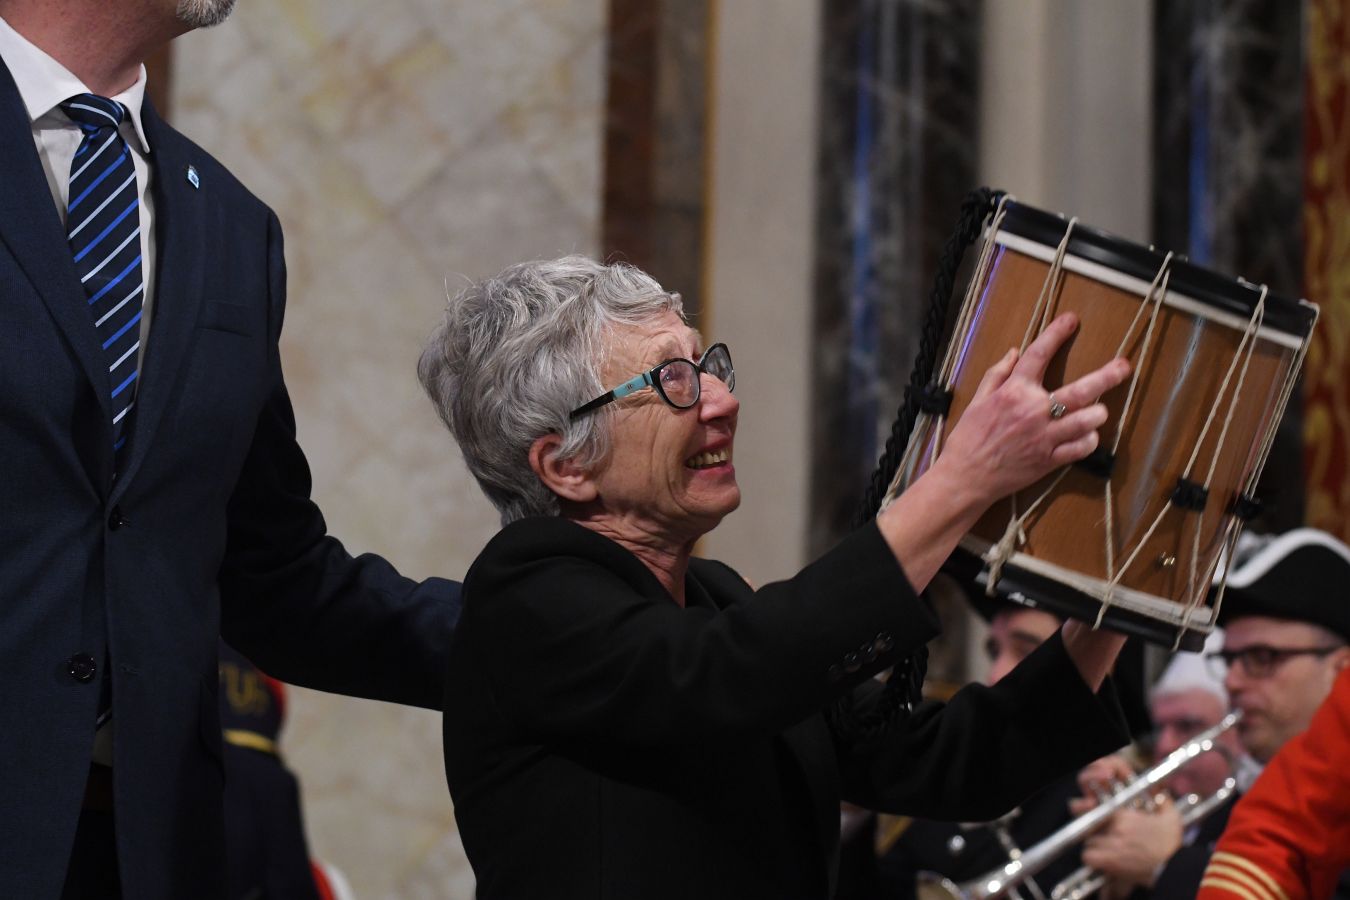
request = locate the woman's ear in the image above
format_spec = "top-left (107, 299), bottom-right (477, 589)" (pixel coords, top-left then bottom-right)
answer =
top-left (529, 434), bottom-right (598, 504)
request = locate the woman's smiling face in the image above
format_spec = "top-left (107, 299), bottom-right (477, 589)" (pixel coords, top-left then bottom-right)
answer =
top-left (583, 311), bottom-right (741, 544)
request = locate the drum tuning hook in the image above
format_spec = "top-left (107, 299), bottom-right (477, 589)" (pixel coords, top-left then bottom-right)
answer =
top-left (1157, 553), bottom-right (1178, 569)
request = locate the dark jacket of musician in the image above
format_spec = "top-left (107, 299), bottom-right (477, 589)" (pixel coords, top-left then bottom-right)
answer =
top-left (875, 773), bottom-right (1083, 899)
top-left (420, 255), bottom-right (1137, 899)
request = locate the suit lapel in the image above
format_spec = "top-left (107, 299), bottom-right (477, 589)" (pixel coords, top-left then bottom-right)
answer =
top-left (0, 58), bottom-right (115, 434)
top-left (111, 98), bottom-right (209, 500)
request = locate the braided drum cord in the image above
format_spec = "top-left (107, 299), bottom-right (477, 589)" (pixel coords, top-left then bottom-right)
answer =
top-left (829, 187), bottom-right (1004, 743)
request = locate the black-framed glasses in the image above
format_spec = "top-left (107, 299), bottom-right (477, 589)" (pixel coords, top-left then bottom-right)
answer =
top-left (569, 343), bottom-right (734, 419)
top-left (1205, 644), bottom-right (1344, 680)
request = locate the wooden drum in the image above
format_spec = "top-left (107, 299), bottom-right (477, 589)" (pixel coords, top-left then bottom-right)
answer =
top-left (899, 200), bottom-right (1318, 650)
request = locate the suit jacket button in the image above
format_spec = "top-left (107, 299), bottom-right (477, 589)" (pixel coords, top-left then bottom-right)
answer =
top-left (843, 651), bottom-right (862, 673)
top-left (107, 507), bottom-right (126, 531)
top-left (861, 642), bottom-right (879, 663)
top-left (69, 653), bottom-right (97, 683)
top-left (827, 663), bottom-right (844, 682)
top-left (875, 631), bottom-right (894, 653)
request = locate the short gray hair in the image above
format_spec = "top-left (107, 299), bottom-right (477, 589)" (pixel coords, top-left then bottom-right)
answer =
top-left (418, 256), bottom-right (685, 524)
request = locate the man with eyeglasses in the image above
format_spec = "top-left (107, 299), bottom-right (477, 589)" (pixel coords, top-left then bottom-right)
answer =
top-left (1211, 530), bottom-right (1350, 770)
top-left (1074, 528), bottom-right (1350, 899)
top-left (1197, 665), bottom-right (1350, 899)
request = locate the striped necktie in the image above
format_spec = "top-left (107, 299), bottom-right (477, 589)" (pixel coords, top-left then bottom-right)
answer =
top-left (61, 93), bottom-right (144, 475)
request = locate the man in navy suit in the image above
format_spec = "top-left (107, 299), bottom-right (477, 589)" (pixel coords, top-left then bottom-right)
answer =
top-left (0, 1), bottom-right (460, 897)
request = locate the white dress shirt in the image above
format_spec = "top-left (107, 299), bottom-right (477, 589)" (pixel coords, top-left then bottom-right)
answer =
top-left (0, 12), bottom-right (157, 370)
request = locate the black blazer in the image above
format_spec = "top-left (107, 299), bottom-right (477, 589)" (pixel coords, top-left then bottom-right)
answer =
top-left (0, 57), bottom-right (459, 899)
top-left (444, 517), bottom-right (1128, 899)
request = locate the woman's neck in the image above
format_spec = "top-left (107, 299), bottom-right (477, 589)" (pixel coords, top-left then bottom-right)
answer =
top-left (576, 515), bottom-right (695, 606)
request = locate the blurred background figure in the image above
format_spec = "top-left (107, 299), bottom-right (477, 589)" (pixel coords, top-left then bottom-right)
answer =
top-left (1073, 631), bottom-right (1244, 899)
top-left (219, 642), bottom-right (353, 900)
top-left (871, 589), bottom-right (1079, 900)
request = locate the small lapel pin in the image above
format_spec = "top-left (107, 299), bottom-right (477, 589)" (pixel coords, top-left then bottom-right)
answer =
top-left (186, 164), bottom-right (200, 189)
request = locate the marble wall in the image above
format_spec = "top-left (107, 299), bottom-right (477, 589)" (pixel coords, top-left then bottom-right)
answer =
top-left (171, 1), bottom-right (607, 895)
top-left (979, 1), bottom-right (1154, 241)
top-left (698, 1), bottom-right (822, 588)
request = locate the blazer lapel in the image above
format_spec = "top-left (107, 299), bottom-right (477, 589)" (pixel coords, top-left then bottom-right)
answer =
top-left (0, 58), bottom-right (115, 434)
top-left (111, 97), bottom-right (209, 499)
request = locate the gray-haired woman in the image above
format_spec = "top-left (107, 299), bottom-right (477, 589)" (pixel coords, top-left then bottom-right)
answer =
top-left (420, 255), bottom-right (1134, 900)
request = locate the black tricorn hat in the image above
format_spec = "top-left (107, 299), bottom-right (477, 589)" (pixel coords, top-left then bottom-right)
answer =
top-left (1216, 528), bottom-right (1350, 642)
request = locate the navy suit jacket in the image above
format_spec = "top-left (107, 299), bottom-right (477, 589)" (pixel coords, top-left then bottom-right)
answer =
top-left (0, 57), bottom-right (460, 899)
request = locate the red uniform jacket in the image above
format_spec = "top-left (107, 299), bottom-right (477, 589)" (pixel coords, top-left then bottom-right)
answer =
top-left (1198, 667), bottom-right (1350, 899)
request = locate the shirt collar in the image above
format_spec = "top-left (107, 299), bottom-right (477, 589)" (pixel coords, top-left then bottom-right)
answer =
top-left (0, 13), bottom-right (152, 154)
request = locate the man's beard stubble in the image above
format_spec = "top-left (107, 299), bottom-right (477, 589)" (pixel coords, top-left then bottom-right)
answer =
top-left (175, 0), bottom-right (238, 29)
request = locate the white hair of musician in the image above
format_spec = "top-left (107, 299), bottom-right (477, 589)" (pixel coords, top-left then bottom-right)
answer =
top-left (1152, 629), bottom-right (1228, 707)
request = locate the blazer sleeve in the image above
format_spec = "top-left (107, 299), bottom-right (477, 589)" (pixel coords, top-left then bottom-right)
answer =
top-left (463, 518), bottom-right (936, 749)
top-left (1198, 667), bottom-right (1350, 900)
top-left (835, 631), bottom-right (1130, 822)
top-left (218, 210), bottom-right (460, 710)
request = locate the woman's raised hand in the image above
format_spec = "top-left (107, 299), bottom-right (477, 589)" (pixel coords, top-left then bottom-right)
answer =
top-left (935, 311), bottom-right (1131, 509)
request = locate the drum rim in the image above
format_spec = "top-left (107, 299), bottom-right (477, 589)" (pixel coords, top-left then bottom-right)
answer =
top-left (945, 547), bottom-right (1211, 652)
top-left (997, 201), bottom-right (1314, 338)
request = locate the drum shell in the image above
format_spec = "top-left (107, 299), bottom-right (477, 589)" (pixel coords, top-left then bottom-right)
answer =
top-left (907, 239), bottom-right (1304, 645)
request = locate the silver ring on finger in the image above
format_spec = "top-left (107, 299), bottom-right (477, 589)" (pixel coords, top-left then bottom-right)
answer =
top-left (1049, 394), bottom-right (1068, 420)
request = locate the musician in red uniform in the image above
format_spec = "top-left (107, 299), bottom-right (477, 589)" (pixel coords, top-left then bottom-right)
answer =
top-left (1197, 665), bottom-right (1350, 900)
top-left (1069, 528), bottom-right (1350, 898)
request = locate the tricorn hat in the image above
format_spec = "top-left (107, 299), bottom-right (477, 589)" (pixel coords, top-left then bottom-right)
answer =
top-left (1216, 528), bottom-right (1350, 643)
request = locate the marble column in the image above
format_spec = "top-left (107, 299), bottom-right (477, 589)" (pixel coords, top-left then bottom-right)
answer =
top-left (602, 0), bottom-right (711, 318)
top-left (1153, 0), bottom-right (1307, 530)
top-left (810, 0), bottom-right (981, 558)
top-left (810, 0), bottom-right (981, 684)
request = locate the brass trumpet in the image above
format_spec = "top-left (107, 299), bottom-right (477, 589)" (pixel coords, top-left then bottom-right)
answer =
top-left (916, 712), bottom-right (1241, 900)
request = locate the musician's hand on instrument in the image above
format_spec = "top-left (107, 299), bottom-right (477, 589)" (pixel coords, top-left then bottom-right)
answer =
top-left (1081, 798), bottom-right (1183, 889)
top-left (877, 315), bottom-right (1129, 592)
top-left (940, 312), bottom-right (1131, 505)
top-left (1069, 753), bottom-right (1137, 816)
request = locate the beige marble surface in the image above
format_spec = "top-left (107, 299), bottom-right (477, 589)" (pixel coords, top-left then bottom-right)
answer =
top-left (698, 0), bottom-right (821, 586)
top-left (170, 1), bottom-right (605, 895)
